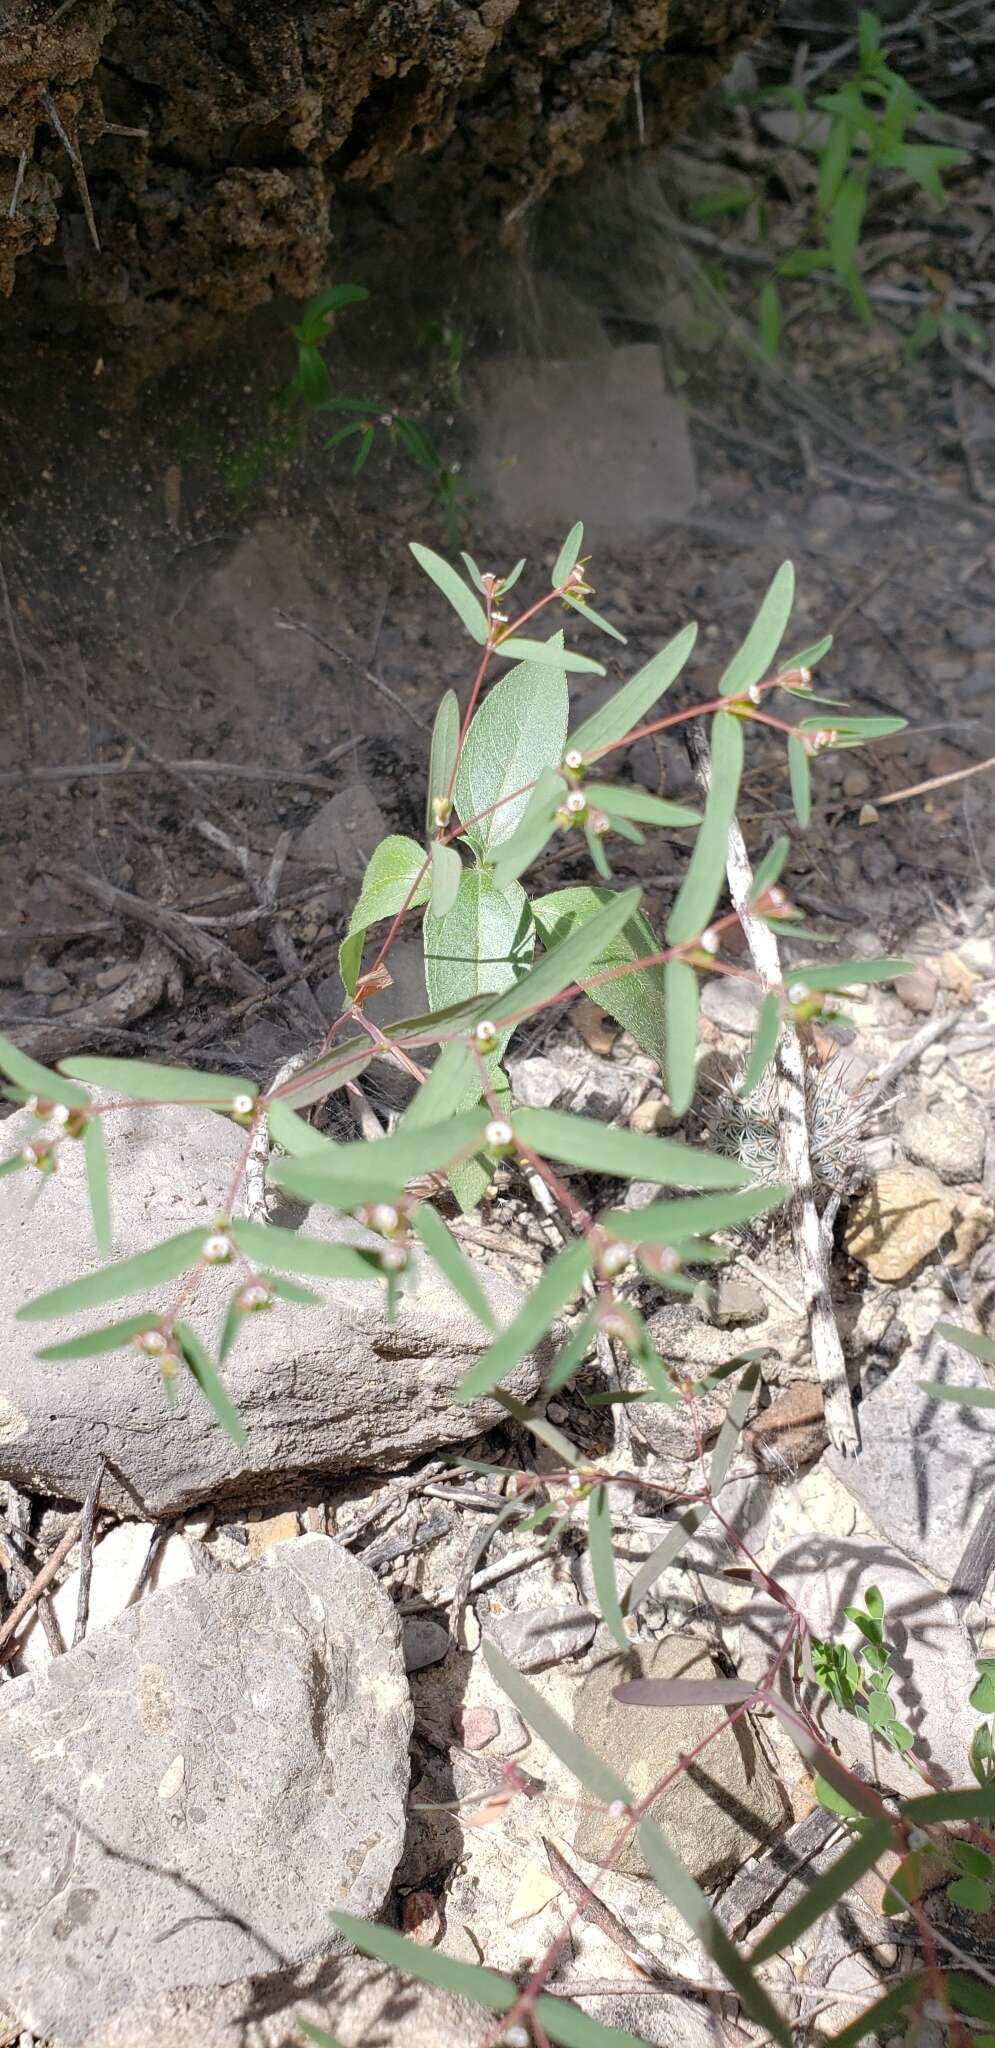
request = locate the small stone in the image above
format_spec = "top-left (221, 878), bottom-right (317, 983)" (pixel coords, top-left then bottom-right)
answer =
top-left (507, 1859), bottom-right (562, 1924)
top-left (895, 965), bottom-right (937, 1016)
top-left (570, 997), bottom-right (619, 1055)
top-left (246, 1509), bottom-right (300, 1559)
top-left (744, 1382), bottom-right (827, 1477)
top-left (700, 975), bottom-right (760, 1036)
top-left (454, 1705), bottom-right (500, 1750)
top-left (403, 1618), bottom-right (451, 1672)
top-left (22, 960), bottom-right (69, 996)
top-left (842, 765), bottom-right (870, 799)
top-left (508, 1047), bottom-right (645, 1122)
top-left (486, 1605), bottom-right (596, 1671)
top-left (957, 933), bottom-right (995, 977)
top-left (401, 1890), bottom-right (444, 1945)
top-left (629, 1095), bottom-right (677, 1135)
top-left (844, 1166), bottom-right (992, 1281)
top-left (708, 1272), bottom-right (766, 1328)
top-left (900, 1099), bottom-right (986, 1185)
top-left (293, 782), bottom-right (387, 875)
top-left (94, 962), bottom-right (133, 991)
top-left (572, 1636), bottom-right (787, 1883)
top-left (939, 950), bottom-right (978, 1004)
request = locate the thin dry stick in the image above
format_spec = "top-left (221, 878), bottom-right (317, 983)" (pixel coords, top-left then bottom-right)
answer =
top-left (863, 753), bottom-right (995, 810)
top-left (0, 1531), bottom-right (64, 1659)
top-left (0, 753), bottom-right (356, 793)
top-left (542, 1835), bottom-right (736, 2011)
top-left (45, 862), bottom-right (268, 1001)
top-left (687, 726), bottom-right (858, 1453)
top-left (0, 1511), bottom-right (84, 1663)
top-left (39, 93), bottom-right (100, 252)
top-left (8, 148), bottom-right (28, 220)
top-left (72, 1455), bottom-right (107, 1648)
top-left (274, 610), bottom-right (430, 732)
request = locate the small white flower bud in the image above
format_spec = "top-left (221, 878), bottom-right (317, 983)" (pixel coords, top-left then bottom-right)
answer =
top-left (565, 789), bottom-right (587, 815)
top-left (485, 1117), bottom-right (514, 1153)
top-left (799, 666), bottom-right (812, 687)
top-left (907, 1827), bottom-right (929, 1852)
top-left (502, 2029), bottom-right (530, 2048)
top-left (432, 794), bottom-right (452, 826)
top-left (379, 1244), bottom-right (408, 1273)
top-left (21, 1145), bottom-right (37, 1166)
top-left (748, 683), bottom-right (762, 705)
top-left (24, 1095), bottom-right (38, 1114)
top-left (474, 1019), bottom-right (498, 1051)
top-left (138, 1329), bottom-right (168, 1356)
top-left (568, 1473), bottom-right (584, 1492)
top-left (202, 1232), bottom-right (232, 1264)
top-left (370, 1202), bottom-right (400, 1235)
top-left (608, 1799), bottom-right (628, 1817)
top-left (238, 1283), bottom-right (272, 1312)
top-left (699, 927), bottom-right (720, 955)
top-left (788, 982), bottom-right (807, 1004)
top-left (231, 1092), bottom-right (254, 1117)
top-left (51, 1103), bottom-right (71, 1127)
top-left (599, 1242), bottom-right (630, 1278)
top-left (563, 748), bottom-right (584, 771)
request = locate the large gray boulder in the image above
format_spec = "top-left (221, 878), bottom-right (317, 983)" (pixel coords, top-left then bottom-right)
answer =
top-left (0, 1101), bottom-right (540, 1516)
top-left (0, 1537), bottom-right (412, 2045)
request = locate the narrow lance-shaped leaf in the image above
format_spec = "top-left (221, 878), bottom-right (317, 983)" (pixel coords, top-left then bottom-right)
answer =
top-left (920, 1381), bottom-right (995, 1410)
top-left (623, 1505), bottom-right (713, 1617)
top-left (272, 1109), bottom-right (492, 1206)
top-left (583, 783), bottom-right (700, 829)
top-left (637, 1818), bottom-right (792, 2048)
top-left (601, 1183), bottom-right (788, 1245)
top-left (484, 1640), bottom-right (632, 1806)
top-left (588, 1484), bottom-right (628, 1651)
top-left (750, 835), bottom-right (791, 902)
top-left (552, 520), bottom-right (583, 586)
top-left (490, 769), bottom-right (566, 892)
top-left (709, 1359), bottom-right (761, 1493)
top-left (430, 841), bottom-right (462, 918)
top-left (788, 958), bottom-right (911, 993)
top-left (616, 1676), bottom-right (755, 1710)
top-left (0, 1035), bottom-right (88, 1109)
top-left (666, 712), bottom-right (744, 946)
top-left (266, 1097), bottom-right (335, 1157)
top-left (486, 886), bottom-right (645, 1031)
top-left (457, 1238), bottom-right (593, 1404)
top-left (788, 733), bottom-right (811, 827)
top-left (83, 1115), bottom-right (112, 1256)
top-left (782, 633), bottom-right (832, 673)
top-left (513, 1107), bottom-right (751, 1190)
top-left (545, 1311), bottom-right (597, 1396)
top-left (175, 1322), bottom-right (247, 1446)
top-left (17, 1228), bottom-right (208, 1323)
top-left (493, 636), bottom-right (604, 675)
top-left (274, 1037), bottom-right (375, 1110)
top-left (426, 689), bottom-right (460, 833)
top-left (664, 957), bottom-right (699, 1118)
top-left (409, 541), bottom-right (488, 644)
top-left (62, 1056), bottom-right (257, 1106)
top-left (571, 622), bottom-right (698, 758)
top-left (229, 1219), bottom-right (381, 1283)
top-left (738, 991), bottom-right (782, 1099)
top-left (38, 1312), bottom-right (164, 1361)
top-left (749, 1823), bottom-right (893, 1964)
top-left (719, 561), bottom-right (795, 698)
top-left (493, 1387), bottom-right (582, 1470)
top-left (564, 593), bottom-right (627, 643)
top-left (934, 1322), bottom-right (995, 1369)
top-left (412, 1203), bottom-right (497, 1333)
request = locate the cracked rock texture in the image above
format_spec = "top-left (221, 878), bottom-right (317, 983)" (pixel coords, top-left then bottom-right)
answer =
top-left (0, 1100), bottom-right (541, 1518)
top-left (0, 1536), bottom-right (412, 2045)
top-left (1, 0), bottom-right (770, 389)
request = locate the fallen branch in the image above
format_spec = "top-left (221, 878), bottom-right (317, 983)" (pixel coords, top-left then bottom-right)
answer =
top-left (0, 1511), bottom-right (84, 1664)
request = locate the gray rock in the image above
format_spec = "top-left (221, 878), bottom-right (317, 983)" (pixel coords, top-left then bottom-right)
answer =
top-left (508, 1047), bottom-right (646, 1122)
top-left (0, 1538), bottom-right (411, 2045)
top-left (486, 1605), bottom-right (597, 1671)
top-left (0, 1103), bottom-right (541, 1518)
top-left (737, 1532), bottom-right (982, 1791)
top-left (22, 960), bottom-right (70, 997)
top-left (402, 1617), bottom-right (451, 1672)
top-left (293, 782), bottom-right (386, 876)
top-left (826, 1321), bottom-right (995, 1583)
top-left (78, 1957), bottom-right (480, 2048)
top-left (900, 1099), bottom-right (986, 1185)
top-left (572, 1636), bottom-right (788, 1883)
top-left (700, 976), bottom-right (761, 1035)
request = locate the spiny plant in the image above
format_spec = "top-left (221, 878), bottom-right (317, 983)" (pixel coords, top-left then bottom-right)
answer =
top-left (3, 535), bottom-right (993, 2046)
top-left (696, 8), bottom-right (972, 357)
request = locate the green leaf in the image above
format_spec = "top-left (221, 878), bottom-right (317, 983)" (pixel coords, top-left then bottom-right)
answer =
top-left (494, 636), bottom-right (604, 675)
top-left (829, 174), bottom-right (867, 276)
top-left (552, 520), bottom-right (584, 586)
top-left (271, 1109), bottom-right (492, 1207)
top-left (17, 1228), bottom-right (207, 1323)
top-left (901, 1787), bottom-right (995, 1825)
top-left (739, 992), bottom-right (782, 1099)
top-left (486, 887), bottom-right (645, 1032)
top-left (690, 188), bottom-right (753, 219)
top-left (409, 542), bottom-right (488, 643)
top-left (948, 1974), bottom-right (995, 2025)
top-left (953, 1841), bottom-right (993, 1880)
top-left (666, 713), bottom-right (743, 945)
top-left (719, 562), bottom-right (795, 698)
top-left (294, 345), bottom-right (332, 407)
top-left (827, 1975), bottom-right (925, 2048)
top-left (218, 1290), bottom-right (244, 1367)
top-left (588, 1485), bottom-right (628, 1651)
top-left (545, 1311), bottom-right (597, 1396)
top-left (430, 840), bottom-right (462, 918)
top-left (457, 1238), bottom-right (593, 1403)
top-left (570, 622), bottom-right (697, 758)
top-left (0, 1037), bottom-right (88, 1109)
top-left (83, 1116), bottom-right (111, 1256)
top-left (0, 1152), bottom-right (28, 1178)
top-left (637, 1818), bottom-right (791, 2047)
top-left (489, 768), bottom-right (567, 892)
top-left (866, 1688), bottom-right (896, 1728)
top-left (710, 1359), bottom-right (762, 1494)
top-left (484, 1639), bottom-right (632, 1804)
top-left (37, 1312), bottom-right (164, 1361)
top-left (412, 1203), bottom-right (497, 1332)
top-left (749, 837), bottom-right (791, 901)
top-left (426, 690), bottom-right (460, 833)
top-left (344, 835), bottom-right (431, 951)
top-left (228, 1220), bottom-right (379, 1283)
top-left (817, 116), bottom-right (854, 215)
top-left (338, 930), bottom-right (365, 1001)
top-left (175, 1322), bottom-right (247, 1446)
top-left (664, 957), bottom-right (699, 1117)
top-left (275, 1037), bottom-right (375, 1109)
top-left (563, 594), bottom-right (627, 644)
top-left (532, 888), bottom-right (668, 1067)
top-left (623, 1505), bottom-right (712, 1615)
top-left (294, 283), bottom-right (368, 343)
top-left (783, 634), bottom-right (833, 673)
top-left (788, 735), bottom-right (812, 827)
top-left (813, 1774), bottom-right (865, 1822)
top-left (399, 1037), bottom-right (477, 1132)
top-left (423, 870), bottom-right (533, 1015)
top-left (935, 1321), bottom-right (995, 1369)
top-left (267, 1273), bottom-right (322, 1306)
top-left (500, 558), bottom-right (527, 596)
top-left (788, 958), bottom-right (910, 993)
top-left (266, 1098), bottom-right (335, 1158)
top-left (583, 783), bottom-right (700, 829)
top-left (970, 1672), bottom-right (995, 1711)
top-left (758, 280), bottom-right (782, 358)
top-left (602, 1183), bottom-right (787, 1245)
top-left (778, 245), bottom-right (832, 278)
top-left (512, 1108), bottom-right (750, 1189)
top-left (455, 647), bottom-right (569, 858)
top-left (61, 1057), bottom-right (257, 1107)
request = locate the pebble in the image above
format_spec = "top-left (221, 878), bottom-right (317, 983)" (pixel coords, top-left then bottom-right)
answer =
top-left (22, 960), bottom-right (69, 996)
top-left (486, 1604), bottom-right (597, 1671)
top-left (454, 1706), bottom-right (500, 1750)
top-left (845, 1165), bottom-right (992, 1281)
top-left (699, 975), bottom-right (760, 1035)
top-left (895, 963), bottom-right (937, 1015)
top-left (402, 1618), bottom-right (452, 1672)
top-left (744, 1382), bottom-right (827, 1476)
top-left (900, 1098), bottom-right (986, 1185)
top-left (629, 1094), bottom-right (677, 1134)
